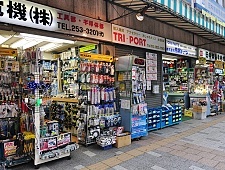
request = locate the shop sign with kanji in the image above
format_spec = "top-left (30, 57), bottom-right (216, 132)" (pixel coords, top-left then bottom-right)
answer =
top-left (112, 24), bottom-right (165, 52)
top-left (0, 0), bottom-right (111, 41)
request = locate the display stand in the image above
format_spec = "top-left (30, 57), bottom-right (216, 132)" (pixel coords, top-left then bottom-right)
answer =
top-left (32, 49), bottom-right (79, 168)
top-left (115, 55), bottom-right (148, 140)
top-left (77, 53), bottom-right (118, 147)
top-left (0, 48), bottom-right (31, 168)
top-left (34, 72), bottom-right (71, 167)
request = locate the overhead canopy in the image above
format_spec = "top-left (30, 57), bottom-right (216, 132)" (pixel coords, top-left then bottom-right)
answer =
top-left (108, 0), bottom-right (225, 45)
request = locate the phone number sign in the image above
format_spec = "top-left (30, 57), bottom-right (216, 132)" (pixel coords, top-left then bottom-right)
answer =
top-left (56, 12), bottom-right (111, 41)
top-left (0, 0), bottom-right (111, 41)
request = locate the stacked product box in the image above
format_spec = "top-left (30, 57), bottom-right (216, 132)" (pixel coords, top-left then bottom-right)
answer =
top-left (171, 105), bottom-right (182, 123)
top-left (147, 105), bottom-right (182, 131)
top-left (148, 108), bottom-right (161, 131)
top-left (193, 105), bottom-right (207, 120)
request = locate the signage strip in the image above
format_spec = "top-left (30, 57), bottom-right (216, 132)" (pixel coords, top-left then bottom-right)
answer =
top-left (111, 24), bottom-right (165, 52)
top-left (80, 52), bottom-right (113, 62)
top-left (166, 39), bottom-right (197, 58)
top-left (0, 0), bottom-right (111, 41)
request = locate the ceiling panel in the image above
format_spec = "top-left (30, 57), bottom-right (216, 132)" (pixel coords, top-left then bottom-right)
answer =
top-left (0, 30), bottom-right (94, 53)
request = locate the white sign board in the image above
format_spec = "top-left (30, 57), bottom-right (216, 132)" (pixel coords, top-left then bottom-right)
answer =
top-left (166, 39), bottom-right (197, 58)
top-left (112, 24), bottom-right (165, 52)
top-left (0, 0), bottom-right (111, 41)
top-left (121, 99), bottom-right (130, 110)
top-left (146, 52), bottom-right (157, 81)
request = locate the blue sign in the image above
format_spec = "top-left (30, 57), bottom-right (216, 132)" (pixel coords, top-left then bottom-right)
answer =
top-left (194, 0), bottom-right (225, 22)
top-left (166, 39), bottom-right (197, 58)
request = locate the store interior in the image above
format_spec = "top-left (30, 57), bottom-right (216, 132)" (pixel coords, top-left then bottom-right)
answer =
top-left (162, 53), bottom-right (225, 119)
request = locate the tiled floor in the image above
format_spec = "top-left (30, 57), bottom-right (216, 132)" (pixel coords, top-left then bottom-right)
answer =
top-left (5, 114), bottom-right (225, 170)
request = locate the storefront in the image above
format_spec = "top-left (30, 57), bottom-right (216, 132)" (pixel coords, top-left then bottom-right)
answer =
top-left (1, 0), bottom-right (225, 169)
top-left (111, 24), bottom-right (177, 132)
top-left (163, 39), bottom-right (198, 110)
top-left (111, 24), bottom-right (165, 108)
top-left (0, 0), bottom-right (118, 168)
top-left (190, 48), bottom-right (225, 118)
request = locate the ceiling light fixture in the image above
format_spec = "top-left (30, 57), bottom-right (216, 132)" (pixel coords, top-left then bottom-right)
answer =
top-left (162, 57), bottom-right (177, 61)
top-left (23, 40), bottom-right (42, 49)
top-left (10, 39), bottom-right (30, 49)
top-left (0, 35), bottom-right (11, 45)
top-left (18, 33), bottom-right (75, 44)
top-left (40, 43), bottom-right (63, 52)
top-left (136, 5), bottom-right (150, 21)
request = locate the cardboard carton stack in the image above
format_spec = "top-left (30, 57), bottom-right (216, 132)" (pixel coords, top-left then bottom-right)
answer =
top-left (193, 105), bottom-right (207, 120)
top-left (114, 127), bottom-right (131, 148)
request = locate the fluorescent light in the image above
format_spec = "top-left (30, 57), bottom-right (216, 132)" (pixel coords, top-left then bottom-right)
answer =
top-left (23, 40), bottom-right (42, 49)
top-left (11, 39), bottom-right (30, 48)
top-left (162, 57), bottom-right (177, 61)
top-left (18, 33), bottom-right (74, 44)
top-left (0, 35), bottom-right (11, 44)
top-left (1, 44), bottom-right (9, 48)
top-left (40, 43), bottom-right (63, 52)
top-left (11, 37), bottom-right (42, 49)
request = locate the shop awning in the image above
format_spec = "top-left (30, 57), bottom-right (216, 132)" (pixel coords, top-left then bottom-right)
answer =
top-left (108, 0), bottom-right (225, 46)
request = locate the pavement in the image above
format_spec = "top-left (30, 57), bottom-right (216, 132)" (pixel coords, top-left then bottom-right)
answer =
top-left (8, 113), bottom-right (225, 170)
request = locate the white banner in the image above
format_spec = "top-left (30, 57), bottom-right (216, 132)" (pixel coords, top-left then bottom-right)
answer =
top-left (0, 0), bottom-right (111, 41)
top-left (112, 24), bottom-right (165, 52)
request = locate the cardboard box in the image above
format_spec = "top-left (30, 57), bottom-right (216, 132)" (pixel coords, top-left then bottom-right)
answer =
top-left (193, 112), bottom-right (206, 120)
top-left (114, 135), bottom-right (131, 148)
top-left (193, 105), bottom-right (207, 113)
top-left (197, 106), bottom-right (207, 113)
top-left (193, 105), bottom-right (198, 112)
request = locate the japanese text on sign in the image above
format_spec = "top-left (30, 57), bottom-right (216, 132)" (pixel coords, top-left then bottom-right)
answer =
top-left (112, 24), bottom-right (165, 52)
top-left (0, 0), bottom-right (111, 41)
top-left (166, 39), bottom-right (197, 58)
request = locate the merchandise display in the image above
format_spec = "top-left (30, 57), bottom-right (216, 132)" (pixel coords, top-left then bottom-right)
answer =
top-left (77, 53), bottom-right (119, 148)
top-left (0, 50), bottom-right (33, 168)
top-left (163, 59), bottom-right (188, 93)
top-left (24, 49), bottom-right (79, 168)
top-left (193, 64), bottom-right (213, 95)
top-left (116, 55), bottom-right (148, 140)
top-left (61, 49), bottom-right (79, 98)
top-left (188, 62), bottom-right (213, 117)
top-left (163, 58), bottom-right (193, 110)
top-left (0, 46), bottom-right (79, 169)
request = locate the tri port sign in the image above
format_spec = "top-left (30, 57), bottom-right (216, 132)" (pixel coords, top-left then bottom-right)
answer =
top-left (112, 24), bottom-right (165, 52)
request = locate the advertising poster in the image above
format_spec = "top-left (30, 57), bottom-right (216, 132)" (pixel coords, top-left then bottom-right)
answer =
top-left (4, 141), bottom-right (17, 157)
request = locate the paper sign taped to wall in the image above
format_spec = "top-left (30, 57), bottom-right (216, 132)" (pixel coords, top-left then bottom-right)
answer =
top-left (147, 81), bottom-right (151, 90)
top-left (121, 99), bottom-right (131, 109)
